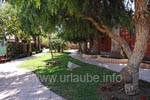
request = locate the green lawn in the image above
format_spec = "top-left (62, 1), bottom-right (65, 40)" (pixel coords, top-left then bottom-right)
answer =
top-left (18, 52), bottom-right (118, 100)
top-left (18, 53), bottom-right (53, 69)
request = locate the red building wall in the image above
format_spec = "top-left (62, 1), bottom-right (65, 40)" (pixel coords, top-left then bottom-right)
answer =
top-left (120, 27), bottom-right (150, 59)
top-left (97, 36), bottom-right (111, 52)
top-left (90, 27), bottom-right (150, 59)
top-left (89, 36), bottom-right (111, 52)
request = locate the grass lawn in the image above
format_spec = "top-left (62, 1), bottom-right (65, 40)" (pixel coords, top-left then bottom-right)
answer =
top-left (18, 53), bottom-right (53, 69)
top-left (18, 52), bottom-right (118, 100)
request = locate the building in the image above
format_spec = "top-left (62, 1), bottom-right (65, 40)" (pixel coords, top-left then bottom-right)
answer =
top-left (90, 27), bottom-right (150, 60)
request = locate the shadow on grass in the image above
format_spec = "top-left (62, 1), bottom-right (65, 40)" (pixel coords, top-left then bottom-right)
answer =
top-left (33, 52), bottom-right (118, 100)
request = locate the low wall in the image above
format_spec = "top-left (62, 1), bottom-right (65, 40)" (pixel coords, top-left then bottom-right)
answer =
top-left (96, 56), bottom-right (128, 64)
top-left (82, 54), bottom-right (150, 69)
top-left (82, 54), bottom-right (98, 59)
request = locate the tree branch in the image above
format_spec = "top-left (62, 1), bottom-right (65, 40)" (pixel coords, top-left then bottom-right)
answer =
top-left (83, 16), bottom-right (132, 59)
top-left (84, 16), bottom-right (106, 33)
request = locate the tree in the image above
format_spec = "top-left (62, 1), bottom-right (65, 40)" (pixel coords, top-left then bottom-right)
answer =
top-left (63, 0), bottom-right (150, 95)
top-left (0, 3), bottom-right (21, 38)
top-left (8, 0), bottom-right (150, 95)
top-left (58, 16), bottom-right (98, 53)
top-left (120, 0), bottom-right (150, 95)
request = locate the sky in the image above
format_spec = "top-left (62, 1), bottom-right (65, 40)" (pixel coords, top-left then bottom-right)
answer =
top-left (0, 0), bottom-right (5, 4)
top-left (124, 0), bottom-right (135, 11)
top-left (0, 0), bottom-right (5, 8)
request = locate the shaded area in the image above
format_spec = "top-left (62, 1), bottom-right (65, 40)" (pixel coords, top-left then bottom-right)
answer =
top-left (99, 81), bottom-right (150, 100)
top-left (33, 52), bottom-right (119, 100)
top-left (0, 51), bottom-right (64, 100)
top-left (0, 72), bottom-right (52, 100)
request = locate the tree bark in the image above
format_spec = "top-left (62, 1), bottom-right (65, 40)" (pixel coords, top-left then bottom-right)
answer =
top-left (121, 0), bottom-right (149, 95)
top-left (111, 26), bottom-right (121, 55)
top-left (91, 35), bottom-right (99, 54)
top-left (48, 35), bottom-right (54, 59)
top-left (84, 0), bottom-right (150, 95)
top-left (78, 42), bottom-right (82, 53)
top-left (37, 35), bottom-right (41, 51)
top-left (32, 35), bottom-right (37, 52)
top-left (27, 40), bottom-right (32, 56)
top-left (83, 41), bottom-right (88, 54)
top-left (84, 17), bottom-right (132, 58)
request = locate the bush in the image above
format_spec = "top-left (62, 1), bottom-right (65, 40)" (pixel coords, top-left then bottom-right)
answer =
top-left (8, 42), bottom-right (29, 59)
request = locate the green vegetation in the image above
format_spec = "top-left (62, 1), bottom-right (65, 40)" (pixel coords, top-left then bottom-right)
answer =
top-left (3, 0), bottom-right (148, 96)
top-left (18, 53), bottom-right (51, 69)
top-left (18, 52), bottom-right (118, 100)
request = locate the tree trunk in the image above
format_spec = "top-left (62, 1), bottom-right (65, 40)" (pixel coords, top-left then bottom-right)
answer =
top-left (57, 45), bottom-right (61, 52)
top-left (121, 24), bottom-right (149, 95)
top-left (27, 40), bottom-right (32, 56)
top-left (84, 17), bottom-right (132, 58)
top-left (32, 35), bottom-right (37, 52)
top-left (37, 35), bottom-right (41, 51)
top-left (111, 26), bottom-right (121, 55)
top-left (83, 41), bottom-right (88, 54)
top-left (91, 35), bottom-right (99, 54)
top-left (78, 42), bottom-right (82, 53)
top-left (36, 36), bottom-right (39, 53)
top-left (84, 0), bottom-right (149, 95)
top-left (121, 0), bottom-right (149, 95)
top-left (48, 35), bottom-right (54, 59)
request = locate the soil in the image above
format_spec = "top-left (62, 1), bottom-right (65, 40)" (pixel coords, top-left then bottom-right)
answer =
top-left (98, 80), bottom-right (150, 100)
top-left (46, 61), bottom-right (62, 66)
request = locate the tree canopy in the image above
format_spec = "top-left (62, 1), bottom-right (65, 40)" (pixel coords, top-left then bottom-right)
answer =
top-left (0, 3), bottom-right (21, 39)
top-left (3, 0), bottom-right (150, 96)
top-left (7, 0), bottom-right (133, 44)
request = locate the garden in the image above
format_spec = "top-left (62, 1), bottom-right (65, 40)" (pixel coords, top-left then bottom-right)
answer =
top-left (1, 0), bottom-right (150, 99)
top-left (18, 52), bottom-right (150, 100)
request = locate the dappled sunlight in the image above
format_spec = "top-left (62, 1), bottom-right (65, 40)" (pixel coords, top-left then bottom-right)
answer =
top-left (33, 52), bottom-right (119, 100)
top-left (0, 71), bottom-right (54, 99)
top-left (0, 88), bottom-right (20, 100)
top-left (119, 64), bottom-right (127, 66)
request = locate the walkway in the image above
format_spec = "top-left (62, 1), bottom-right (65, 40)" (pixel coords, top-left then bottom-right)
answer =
top-left (69, 50), bottom-right (150, 83)
top-left (0, 50), bottom-right (65, 100)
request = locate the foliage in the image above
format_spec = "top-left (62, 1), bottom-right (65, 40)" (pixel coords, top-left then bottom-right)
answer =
top-left (59, 17), bottom-right (100, 43)
top-left (61, 0), bottom-right (132, 28)
top-left (8, 42), bottom-right (28, 59)
top-left (7, 0), bottom-right (133, 39)
top-left (41, 37), bottom-right (49, 47)
top-left (0, 3), bottom-right (21, 38)
top-left (51, 38), bottom-right (66, 52)
top-left (8, 0), bottom-right (110, 43)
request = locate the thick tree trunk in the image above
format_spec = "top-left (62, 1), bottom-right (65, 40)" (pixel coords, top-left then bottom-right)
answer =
top-left (78, 42), bottom-right (82, 53)
top-left (27, 40), bottom-right (32, 56)
top-left (91, 35), bottom-right (99, 54)
top-left (121, 0), bottom-right (149, 95)
top-left (83, 41), bottom-right (88, 54)
top-left (111, 27), bottom-right (121, 55)
top-left (84, 0), bottom-right (149, 95)
top-left (81, 41), bottom-right (88, 54)
top-left (121, 24), bottom-right (149, 95)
